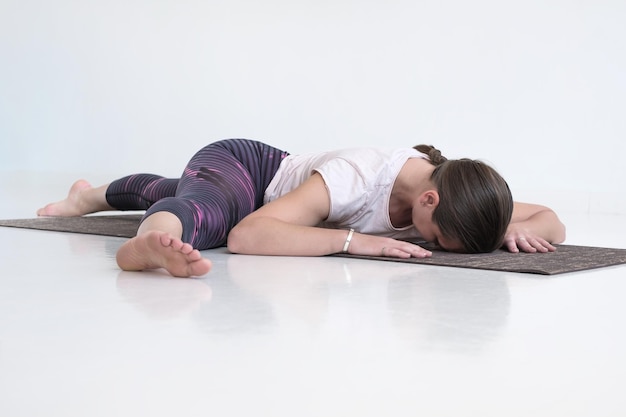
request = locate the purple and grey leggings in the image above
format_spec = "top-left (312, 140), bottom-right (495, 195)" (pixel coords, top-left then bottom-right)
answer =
top-left (105, 139), bottom-right (289, 249)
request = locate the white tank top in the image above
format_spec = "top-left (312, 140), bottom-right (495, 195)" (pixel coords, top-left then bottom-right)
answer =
top-left (263, 147), bottom-right (427, 240)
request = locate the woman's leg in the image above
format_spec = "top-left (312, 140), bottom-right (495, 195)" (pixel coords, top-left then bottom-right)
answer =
top-left (37, 139), bottom-right (287, 277)
top-left (37, 175), bottom-right (209, 277)
top-left (117, 139), bottom-right (287, 277)
top-left (37, 174), bottom-right (180, 216)
top-left (136, 139), bottom-right (289, 250)
top-left (105, 174), bottom-right (179, 210)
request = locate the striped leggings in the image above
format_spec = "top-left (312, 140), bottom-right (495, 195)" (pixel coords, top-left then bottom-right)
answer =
top-left (105, 139), bottom-right (289, 249)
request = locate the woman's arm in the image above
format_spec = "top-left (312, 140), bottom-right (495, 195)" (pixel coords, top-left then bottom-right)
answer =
top-left (503, 202), bottom-right (566, 253)
top-left (227, 173), bottom-right (432, 258)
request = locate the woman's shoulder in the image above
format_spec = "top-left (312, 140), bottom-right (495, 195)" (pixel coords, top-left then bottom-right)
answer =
top-left (310, 146), bottom-right (421, 165)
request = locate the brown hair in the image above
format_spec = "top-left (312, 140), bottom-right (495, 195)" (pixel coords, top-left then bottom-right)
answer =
top-left (413, 145), bottom-right (513, 253)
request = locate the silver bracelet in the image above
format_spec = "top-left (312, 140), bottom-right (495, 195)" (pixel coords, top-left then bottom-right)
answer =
top-left (342, 228), bottom-right (355, 253)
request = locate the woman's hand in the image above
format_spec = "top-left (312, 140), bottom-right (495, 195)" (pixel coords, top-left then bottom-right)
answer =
top-left (503, 202), bottom-right (565, 253)
top-left (503, 224), bottom-right (556, 253)
top-left (348, 232), bottom-right (433, 259)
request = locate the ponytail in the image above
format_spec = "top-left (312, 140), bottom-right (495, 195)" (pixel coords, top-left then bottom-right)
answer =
top-left (413, 144), bottom-right (447, 166)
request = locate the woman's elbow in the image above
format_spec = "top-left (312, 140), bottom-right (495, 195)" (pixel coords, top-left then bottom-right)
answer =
top-left (554, 222), bottom-right (566, 244)
top-left (227, 225), bottom-right (246, 254)
top-left (547, 209), bottom-right (566, 244)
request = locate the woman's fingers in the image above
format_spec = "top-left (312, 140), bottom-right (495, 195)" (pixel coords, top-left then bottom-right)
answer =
top-left (351, 234), bottom-right (432, 258)
top-left (381, 243), bottom-right (432, 258)
top-left (505, 235), bottom-right (557, 253)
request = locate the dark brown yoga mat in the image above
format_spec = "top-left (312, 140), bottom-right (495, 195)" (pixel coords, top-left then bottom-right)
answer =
top-left (337, 246), bottom-right (626, 275)
top-left (1, 215), bottom-right (625, 275)
top-left (0, 215), bottom-right (144, 238)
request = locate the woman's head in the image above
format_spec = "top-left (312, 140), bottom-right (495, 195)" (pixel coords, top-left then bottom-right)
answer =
top-left (414, 145), bottom-right (513, 253)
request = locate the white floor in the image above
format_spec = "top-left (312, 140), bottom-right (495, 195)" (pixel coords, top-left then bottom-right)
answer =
top-left (1, 172), bottom-right (626, 417)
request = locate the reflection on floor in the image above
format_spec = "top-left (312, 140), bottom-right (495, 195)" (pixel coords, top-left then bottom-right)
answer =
top-left (1, 172), bottom-right (625, 416)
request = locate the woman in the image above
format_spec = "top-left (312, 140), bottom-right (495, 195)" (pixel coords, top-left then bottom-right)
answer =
top-left (37, 139), bottom-right (566, 277)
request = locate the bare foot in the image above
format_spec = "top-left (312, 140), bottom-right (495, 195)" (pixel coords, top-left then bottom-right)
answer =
top-left (37, 180), bottom-right (95, 217)
top-left (116, 231), bottom-right (212, 277)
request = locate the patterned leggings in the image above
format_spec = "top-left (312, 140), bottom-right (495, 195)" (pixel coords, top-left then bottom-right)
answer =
top-left (105, 139), bottom-right (289, 249)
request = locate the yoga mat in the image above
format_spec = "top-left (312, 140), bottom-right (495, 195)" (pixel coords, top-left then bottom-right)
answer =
top-left (0, 214), bottom-right (143, 238)
top-left (337, 246), bottom-right (626, 275)
top-left (1, 215), bottom-right (625, 275)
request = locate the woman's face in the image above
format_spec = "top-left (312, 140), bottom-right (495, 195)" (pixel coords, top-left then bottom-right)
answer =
top-left (411, 191), bottom-right (464, 252)
top-left (413, 214), bottom-right (464, 252)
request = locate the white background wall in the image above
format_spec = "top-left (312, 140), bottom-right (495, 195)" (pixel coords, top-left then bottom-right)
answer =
top-left (1, 0), bottom-right (625, 215)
